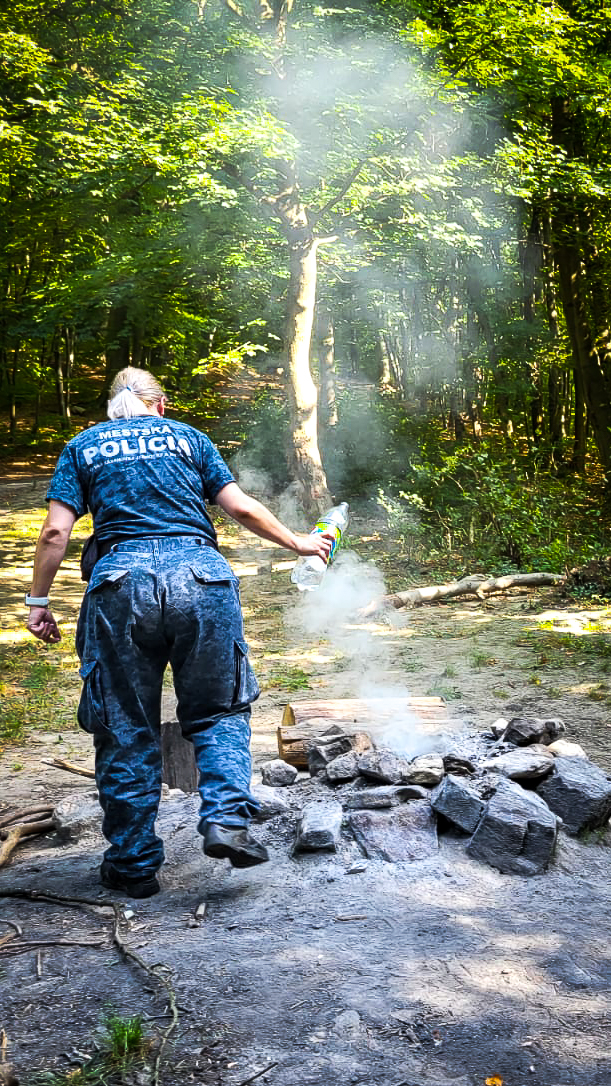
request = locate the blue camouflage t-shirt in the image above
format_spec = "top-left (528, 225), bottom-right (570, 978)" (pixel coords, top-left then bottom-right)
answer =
top-left (46, 415), bottom-right (235, 545)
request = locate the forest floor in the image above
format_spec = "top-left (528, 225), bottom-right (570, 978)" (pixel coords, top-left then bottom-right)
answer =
top-left (1, 474), bottom-right (611, 1086)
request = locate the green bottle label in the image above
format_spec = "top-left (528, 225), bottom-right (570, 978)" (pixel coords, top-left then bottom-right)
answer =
top-left (312, 520), bottom-right (342, 561)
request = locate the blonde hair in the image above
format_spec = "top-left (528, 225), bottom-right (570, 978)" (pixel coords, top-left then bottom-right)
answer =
top-left (107, 367), bottom-right (165, 420)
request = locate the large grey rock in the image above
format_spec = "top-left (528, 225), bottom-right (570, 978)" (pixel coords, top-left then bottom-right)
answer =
top-left (403, 753), bottom-right (445, 787)
top-left (343, 784), bottom-right (428, 810)
top-left (308, 733), bottom-right (372, 775)
top-left (349, 801), bottom-right (438, 862)
top-left (431, 775), bottom-right (486, 833)
top-left (252, 784), bottom-right (292, 820)
top-left (325, 751), bottom-right (360, 783)
top-left (466, 777), bottom-right (558, 875)
top-left (357, 748), bottom-right (413, 784)
top-left (548, 739), bottom-right (587, 759)
top-left (481, 748), bottom-right (555, 782)
top-left (536, 757), bottom-right (611, 835)
top-left (295, 800), bottom-right (343, 851)
top-left (52, 791), bottom-right (102, 841)
top-left (261, 758), bottom-right (298, 787)
top-left (501, 716), bottom-right (565, 746)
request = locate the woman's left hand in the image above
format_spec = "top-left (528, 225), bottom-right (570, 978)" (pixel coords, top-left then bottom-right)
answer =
top-left (27, 606), bottom-right (61, 644)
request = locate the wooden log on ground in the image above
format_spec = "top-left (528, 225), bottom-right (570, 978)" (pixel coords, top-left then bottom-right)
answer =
top-left (279, 697), bottom-right (448, 768)
top-left (360, 572), bottom-right (565, 617)
top-left (161, 721), bottom-right (198, 793)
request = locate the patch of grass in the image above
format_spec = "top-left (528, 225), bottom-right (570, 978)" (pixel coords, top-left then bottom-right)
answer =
top-left (491, 688), bottom-right (509, 699)
top-left (580, 826), bottom-right (611, 846)
top-left (470, 651), bottom-right (496, 669)
top-left (266, 666), bottom-right (312, 691)
top-left (587, 684), bottom-right (609, 702)
top-left (400, 659), bottom-right (420, 673)
top-left (441, 664), bottom-right (457, 678)
top-left (33, 1014), bottom-right (149, 1086)
top-left (425, 683), bottom-right (463, 701)
top-left (105, 1013), bottom-right (146, 1067)
top-left (0, 640), bottom-right (79, 750)
top-left (515, 627), bottom-right (611, 670)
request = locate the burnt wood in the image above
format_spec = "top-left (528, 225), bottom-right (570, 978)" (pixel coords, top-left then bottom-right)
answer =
top-left (161, 720), bottom-right (198, 793)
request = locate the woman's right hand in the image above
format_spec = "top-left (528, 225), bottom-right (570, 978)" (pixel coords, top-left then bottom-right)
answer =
top-left (292, 531), bottom-right (334, 562)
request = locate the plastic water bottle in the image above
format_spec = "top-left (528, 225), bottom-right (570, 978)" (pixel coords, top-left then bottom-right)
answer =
top-left (291, 502), bottom-right (349, 592)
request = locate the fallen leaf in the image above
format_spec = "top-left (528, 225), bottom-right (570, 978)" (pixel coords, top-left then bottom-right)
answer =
top-left (485, 1078), bottom-right (503, 1086)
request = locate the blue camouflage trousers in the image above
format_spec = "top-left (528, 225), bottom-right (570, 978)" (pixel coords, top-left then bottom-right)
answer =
top-left (75, 537), bottom-right (260, 878)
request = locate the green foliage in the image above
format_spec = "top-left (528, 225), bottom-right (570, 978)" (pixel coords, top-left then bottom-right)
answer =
top-left (374, 411), bottom-right (610, 572)
top-left (238, 390), bottom-right (291, 489)
top-left (32, 1013), bottom-right (149, 1085)
top-left (376, 487), bottom-right (427, 562)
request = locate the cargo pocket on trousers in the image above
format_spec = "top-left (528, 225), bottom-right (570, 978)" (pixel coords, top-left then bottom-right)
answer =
top-left (77, 659), bottom-right (108, 734)
top-left (233, 640), bottom-right (260, 707)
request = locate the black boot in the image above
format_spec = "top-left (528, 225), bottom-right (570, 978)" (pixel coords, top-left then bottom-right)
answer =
top-left (203, 824), bottom-right (269, 868)
top-left (100, 859), bottom-right (160, 898)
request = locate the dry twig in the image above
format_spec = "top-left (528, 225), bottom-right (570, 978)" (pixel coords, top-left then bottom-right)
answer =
top-left (0, 919), bottom-right (22, 937)
top-left (0, 818), bottom-right (54, 868)
top-left (41, 757), bottom-right (95, 778)
top-left (0, 805), bottom-right (53, 830)
top-left (238, 1062), bottom-right (279, 1086)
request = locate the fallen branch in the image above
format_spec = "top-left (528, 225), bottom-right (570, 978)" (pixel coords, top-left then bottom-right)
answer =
top-left (0, 818), bottom-right (54, 868)
top-left (360, 571), bottom-right (565, 617)
top-left (41, 758), bottom-right (95, 778)
top-left (0, 937), bottom-right (107, 956)
top-left (0, 806), bottom-right (53, 830)
top-left (0, 919), bottom-right (23, 937)
top-left (238, 1062), bottom-right (279, 1086)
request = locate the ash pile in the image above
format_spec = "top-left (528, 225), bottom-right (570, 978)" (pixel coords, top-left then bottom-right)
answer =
top-left (256, 716), bottom-right (611, 876)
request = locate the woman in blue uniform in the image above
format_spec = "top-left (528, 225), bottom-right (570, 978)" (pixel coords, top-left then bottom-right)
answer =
top-left (26, 366), bottom-right (331, 897)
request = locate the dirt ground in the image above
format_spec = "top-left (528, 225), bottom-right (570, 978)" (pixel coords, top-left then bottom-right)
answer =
top-left (1, 477), bottom-right (611, 1086)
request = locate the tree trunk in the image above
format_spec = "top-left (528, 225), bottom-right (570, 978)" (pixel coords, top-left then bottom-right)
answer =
top-left (284, 233), bottom-right (332, 516)
top-left (377, 327), bottom-right (392, 387)
top-left (520, 206), bottom-right (543, 448)
top-left (317, 305), bottom-right (338, 430)
top-left (53, 332), bottom-right (69, 429)
top-left (572, 368), bottom-right (587, 473)
top-left (465, 272), bottom-right (514, 444)
top-left (551, 97), bottom-right (611, 476)
top-left (63, 326), bottom-right (74, 424)
top-left (104, 303), bottom-right (131, 386)
top-left (9, 343), bottom-right (19, 442)
top-left (542, 213), bottom-right (565, 460)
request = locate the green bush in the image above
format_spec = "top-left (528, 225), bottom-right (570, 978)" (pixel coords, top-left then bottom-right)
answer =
top-left (238, 389), bottom-right (291, 489)
top-left (357, 406), bottom-right (609, 572)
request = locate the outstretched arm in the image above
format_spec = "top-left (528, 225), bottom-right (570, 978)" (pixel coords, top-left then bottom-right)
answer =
top-left (27, 500), bottom-right (77, 644)
top-left (215, 483), bottom-right (332, 561)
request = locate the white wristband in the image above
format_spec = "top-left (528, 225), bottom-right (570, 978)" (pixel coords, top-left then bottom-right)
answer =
top-left (25, 595), bottom-right (49, 607)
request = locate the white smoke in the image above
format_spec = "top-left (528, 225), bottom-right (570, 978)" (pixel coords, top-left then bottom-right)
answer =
top-left (286, 549), bottom-right (454, 757)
